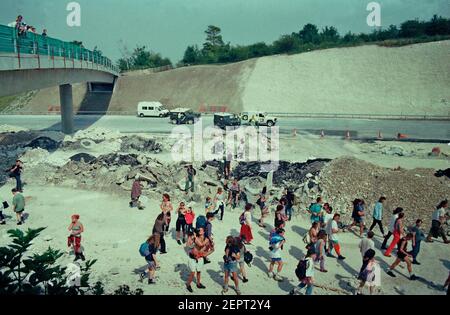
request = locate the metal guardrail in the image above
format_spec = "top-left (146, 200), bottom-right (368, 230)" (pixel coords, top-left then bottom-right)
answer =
top-left (0, 24), bottom-right (118, 74)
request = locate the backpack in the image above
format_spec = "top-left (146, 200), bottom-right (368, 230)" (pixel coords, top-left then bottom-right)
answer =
top-left (239, 212), bottom-right (246, 225)
top-left (244, 251), bottom-right (253, 266)
top-left (196, 215), bottom-right (207, 229)
top-left (295, 259), bottom-right (308, 280)
top-left (139, 242), bottom-right (149, 257)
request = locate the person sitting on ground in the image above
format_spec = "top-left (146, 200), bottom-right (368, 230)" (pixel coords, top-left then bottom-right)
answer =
top-left (175, 202), bottom-right (187, 245)
top-left (140, 235), bottom-right (158, 284)
top-left (130, 176), bottom-right (144, 210)
top-left (426, 200), bottom-right (450, 244)
top-left (308, 197), bottom-right (323, 224)
top-left (410, 219), bottom-right (425, 265)
top-left (11, 188), bottom-right (25, 225)
top-left (68, 214), bottom-right (85, 262)
top-left (290, 247), bottom-right (317, 295)
top-left (369, 196), bottom-right (386, 237)
top-left (386, 233), bottom-right (418, 281)
top-left (222, 236), bottom-right (242, 295)
top-left (359, 231), bottom-right (375, 259)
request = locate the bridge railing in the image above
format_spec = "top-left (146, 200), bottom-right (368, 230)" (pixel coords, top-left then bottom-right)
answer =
top-left (0, 24), bottom-right (118, 74)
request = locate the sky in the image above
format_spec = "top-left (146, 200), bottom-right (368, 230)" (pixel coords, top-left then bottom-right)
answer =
top-left (1, 0), bottom-right (449, 63)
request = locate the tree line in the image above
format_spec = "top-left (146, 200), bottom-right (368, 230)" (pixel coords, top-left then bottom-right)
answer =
top-left (116, 15), bottom-right (450, 71)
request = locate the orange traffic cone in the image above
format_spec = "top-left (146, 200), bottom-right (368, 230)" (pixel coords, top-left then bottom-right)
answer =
top-left (345, 130), bottom-right (351, 140)
top-left (377, 130), bottom-right (383, 139)
top-left (397, 133), bottom-right (407, 139)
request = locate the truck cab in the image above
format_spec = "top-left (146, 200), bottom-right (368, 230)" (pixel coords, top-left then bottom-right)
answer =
top-left (169, 108), bottom-right (201, 125)
top-left (137, 102), bottom-right (169, 117)
top-left (240, 111), bottom-right (277, 127)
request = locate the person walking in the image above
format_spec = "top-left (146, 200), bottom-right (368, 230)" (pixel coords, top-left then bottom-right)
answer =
top-left (384, 212), bottom-right (405, 257)
top-left (308, 197), bottom-right (323, 224)
top-left (359, 231), bottom-right (375, 258)
top-left (130, 176), bottom-right (144, 210)
top-left (228, 178), bottom-right (241, 209)
top-left (139, 235), bottom-right (158, 284)
top-left (369, 197), bottom-right (386, 236)
top-left (236, 237), bottom-right (250, 283)
top-left (314, 230), bottom-right (328, 273)
top-left (184, 165), bottom-right (196, 194)
top-left (356, 249), bottom-right (380, 295)
top-left (213, 187), bottom-right (226, 221)
top-left (222, 236), bottom-right (241, 295)
top-left (175, 202), bottom-right (187, 245)
top-left (68, 214), bottom-right (85, 261)
top-left (410, 219), bottom-right (425, 264)
top-left (257, 187), bottom-right (269, 228)
top-left (203, 212), bottom-right (215, 264)
top-left (9, 160), bottom-right (23, 192)
top-left (185, 228), bottom-right (207, 292)
top-left (268, 228), bottom-right (286, 281)
top-left (289, 247), bottom-right (317, 295)
top-left (204, 196), bottom-right (214, 214)
top-left (239, 203), bottom-right (254, 244)
top-left (160, 194), bottom-right (173, 235)
top-left (327, 214), bottom-right (345, 260)
top-left (347, 199), bottom-right (366, 237)
top-left (386, 233), bottom-right (418, 280)
top-left (426, 200), bottom-right (450, 244)
top-left (274, 204), bottom-right (287, 230)
top-left (381, 207), bottom-right (404, 250)
top-left (11, 188), bottom-right (25, 225)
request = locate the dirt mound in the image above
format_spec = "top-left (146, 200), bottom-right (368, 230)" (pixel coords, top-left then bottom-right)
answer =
top-left (318, 157), bottom-right (450, 228)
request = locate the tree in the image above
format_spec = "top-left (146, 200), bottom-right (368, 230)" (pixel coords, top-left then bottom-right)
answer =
top-left (320, 26), bottom-right (340, 42)
top-left (273, 35), bottom-right (300, 54)
top-left (399, 19), bottom-right (426, 38)
top-left (298, 23), bottom-right (320, 44)
top-left (203, 25), bottom-right (225, 51)
top-left (182, 45), bottom-right (201, 64)
top-left (425, 15), bottom-right (450, 36)
top-left (247, 42), bottom-right (271, 58)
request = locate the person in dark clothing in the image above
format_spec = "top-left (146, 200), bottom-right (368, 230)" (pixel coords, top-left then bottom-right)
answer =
top-left (153, 212), bottom-right (168, 254)
top-left (283, 188), bottom-right (295, 221)
top-left (410, 219), bottom-right (425, 265)
top-left (9, 160), bottom-right (23, 192)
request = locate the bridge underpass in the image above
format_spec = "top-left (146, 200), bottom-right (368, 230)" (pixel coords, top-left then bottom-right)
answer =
top-left (0, 24), bottom-right (118, 134)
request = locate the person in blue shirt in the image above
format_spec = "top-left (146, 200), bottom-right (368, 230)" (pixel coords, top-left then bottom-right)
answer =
top-left (308, 197), bottom-right (323, 224)
top-left (369, 197), bottom-right (386, 237)
top-left (410, 219), bottom-right (425, 265)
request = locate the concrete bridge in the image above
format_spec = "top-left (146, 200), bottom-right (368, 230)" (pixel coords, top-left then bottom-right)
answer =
top-left (0, 24), bottom-right (119, 134)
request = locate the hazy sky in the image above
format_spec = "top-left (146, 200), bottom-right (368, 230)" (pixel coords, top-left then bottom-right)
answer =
top-left (1, 0), bottom-right (449, 62)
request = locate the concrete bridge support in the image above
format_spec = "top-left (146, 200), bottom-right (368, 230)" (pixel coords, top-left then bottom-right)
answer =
top-left (59, 84), bottom-right (74, 134)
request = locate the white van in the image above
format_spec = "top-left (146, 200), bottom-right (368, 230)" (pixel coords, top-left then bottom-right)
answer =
top-left (137, 102), bottom-right (169, 118)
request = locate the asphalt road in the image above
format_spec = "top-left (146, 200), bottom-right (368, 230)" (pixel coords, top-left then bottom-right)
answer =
top-left (0, 115), bottom-right (449, 141)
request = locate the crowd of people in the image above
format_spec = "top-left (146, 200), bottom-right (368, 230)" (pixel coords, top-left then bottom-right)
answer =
top-left (8, 15), bottom-right (47, 37)
top-left (1, 159), bottom-right (449, 296)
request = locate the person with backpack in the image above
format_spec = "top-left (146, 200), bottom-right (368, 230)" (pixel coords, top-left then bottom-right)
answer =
top-left (257, 187), bottom-right (269, 228)
top-left (426, 200), bottom-right (450, 244)
top-left (139, 235), bottom-right (159, 284)
top-left (356, 249), bottom-right (380, 295)
top-left (176, 202), bottom-right (187, 245)
top-left (184, 165), bottom-right (196, 194)
top-left (384, 212), bottom-right (405, 257)
top-left (369, 197), bottom-right (386, 237)
top-left (386, 233), bottom-right (418, 280)
top-left (381, 207), bottom-right (404, 250)
top-left (222, 236), bottom-right (242, 295)
top-left (239, 203), bottom-right (253, 244)
top-left (410, 219), bottom-right (425, 265)
top-left (289, 247), bottom-right (317, 295)
top-left (236, 236), bottom-right (251, 283)
top-left (314, 230), bottom-right (328, 273)
top-left (185, 227), bottom-right (208, 292)
top-left (268, 228), bottom-right (286, 281)
top-left (308, 197), bottom-right (323, 224)
top-left (213, 187), bottom-right (226, 221)
top-left (326, 213), bottom-right (345, 260)
top-left (347, 199), bottom-right (366, 237)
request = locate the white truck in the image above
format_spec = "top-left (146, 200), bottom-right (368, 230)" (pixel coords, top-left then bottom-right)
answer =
top-left (137, 102), bottom-right (169, 117)
top-left (240, 111), bottom-right (278, 127)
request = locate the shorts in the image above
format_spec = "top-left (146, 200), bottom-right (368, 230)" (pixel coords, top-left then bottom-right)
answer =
top-left (188, 257), bottom-right (204, 273)
top-left (354, 216), bottom-right (364, 224)
top-left (224, 261), bottom-right (239, 273)
top-left (176, 218), bottom-right (186, 232)
top-left (15, 209), bottom-right (25, 214)
top-left (271, 257), bottom-right (282, 263)
top-left (397, 252), bottom-right (407, 261)
top-left (146, 260), bottom-right (156, 270)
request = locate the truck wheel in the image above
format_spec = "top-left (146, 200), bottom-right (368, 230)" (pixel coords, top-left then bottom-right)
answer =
top-left (267, 120), bottom-right (274, 127)
top-left (242, 115), bottom-right (248, 120)
top-left (187, 119), bottom-right (194, 125)
top-left (171, 120), bottom-right (177, 124)
top-left (139, 113), bottom-right (144, 118)
top-left (159, 114), bottom-right (164, 118)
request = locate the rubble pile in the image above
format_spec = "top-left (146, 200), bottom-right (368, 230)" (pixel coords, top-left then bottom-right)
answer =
top-left (318, 157), bottom-right (450, 228)
top-left (119, 136), bottom-right (163, 153)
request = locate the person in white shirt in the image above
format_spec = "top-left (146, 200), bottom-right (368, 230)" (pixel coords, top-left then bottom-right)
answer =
top-left (426, 200), bottom-right (449, 244)
top-left (327, 214), bottom-right (345, 260)
top-left (359, 231), bottom-right (375, 258)
top-left (212, 187), bottom-right (226, 220)
top-left (381, 207), bottom-right (403, 250)
top-left (289, 247), bottom-right (317, 295)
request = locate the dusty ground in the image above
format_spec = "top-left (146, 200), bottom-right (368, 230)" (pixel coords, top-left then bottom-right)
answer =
top-left (0, 126), bottom-right (448, 295)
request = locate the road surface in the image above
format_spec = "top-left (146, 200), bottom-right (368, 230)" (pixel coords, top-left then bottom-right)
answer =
top-left (0, 115), bottom-right (449, 140)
